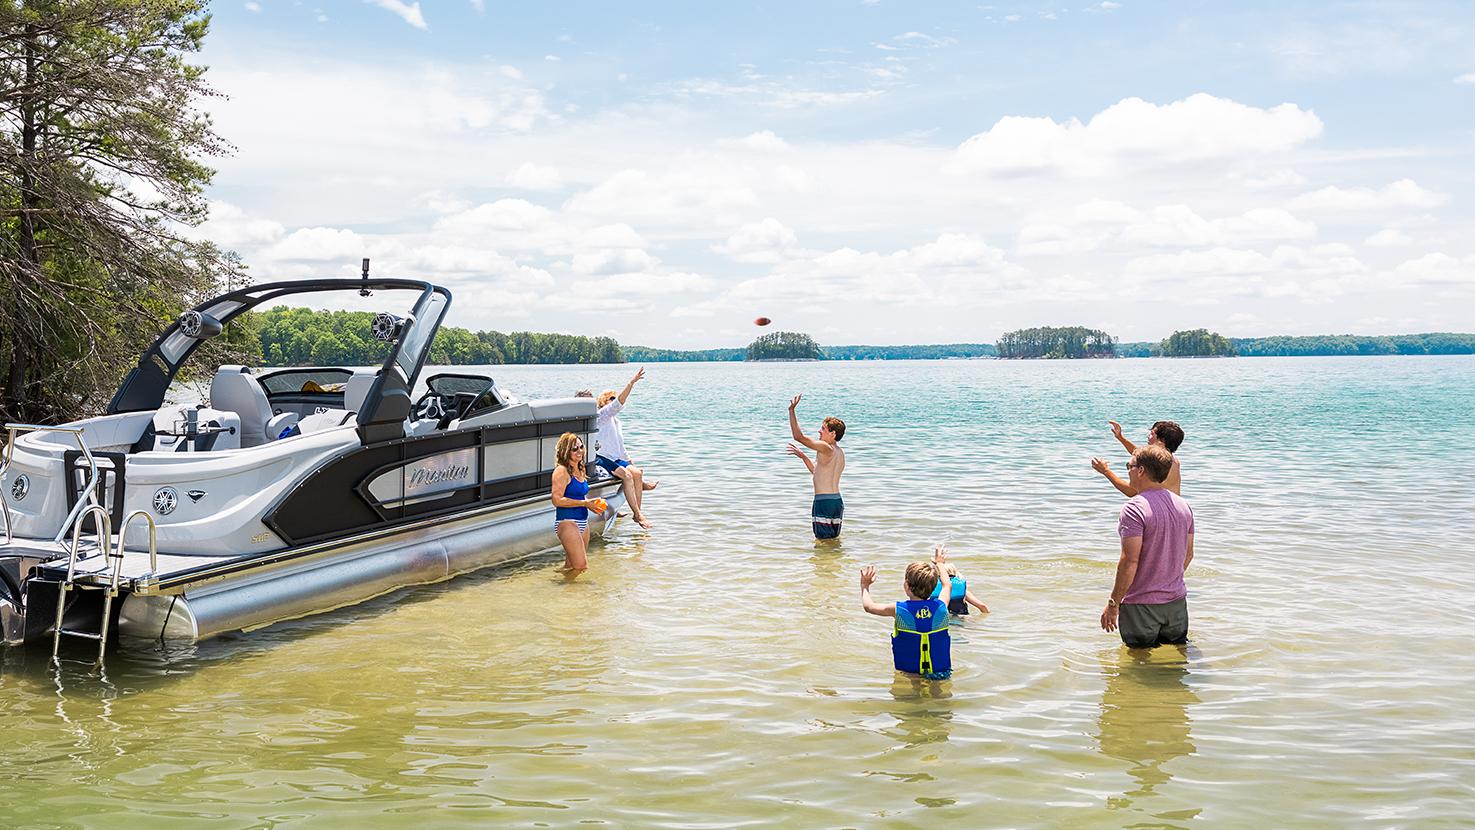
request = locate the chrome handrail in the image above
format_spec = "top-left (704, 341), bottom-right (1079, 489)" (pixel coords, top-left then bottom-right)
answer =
top-left (52, 505), bottom-right (112, 663)
top-left (1, 423), bottom-right (101, 546)
top-left (116, 510), bottom-right (158, 576)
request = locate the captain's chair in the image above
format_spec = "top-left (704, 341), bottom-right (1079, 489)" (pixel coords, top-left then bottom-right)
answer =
top-left (210, 366), bottom-right (296, 447)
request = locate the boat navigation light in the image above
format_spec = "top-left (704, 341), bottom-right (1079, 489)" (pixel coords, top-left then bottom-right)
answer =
top-left (178, 309), bottom-right (223, 339)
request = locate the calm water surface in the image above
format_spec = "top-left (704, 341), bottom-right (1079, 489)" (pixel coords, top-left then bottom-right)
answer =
top-left (3, 357), bottom-right (1474, 828)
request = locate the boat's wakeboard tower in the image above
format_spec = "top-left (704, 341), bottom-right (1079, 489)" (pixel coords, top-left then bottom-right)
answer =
top-left (107, 266), bottom-right (451, 446)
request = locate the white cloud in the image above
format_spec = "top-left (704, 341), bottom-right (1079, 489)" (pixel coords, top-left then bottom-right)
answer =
top-left (1019, 202), bottom-right (1315, 254)
top-left (714, 218), bottom-right (799, 263)
top-left (265, 227), bottom-right (367, 261)
top-left (506, 163), bottom-right (564, 192)
top-left (1098, 1), bottom-right (1122, 9)
top-left (1364, 228), bottom-right (1413, 247)
top-left (434, 199), bottom-right (552, 236)
top-left (1238, 168), bottom-right (1307, 190)
top-left (563, 166), bottom-right (760, 223)
top-left (724, 130), bottom-right (791, 152)
top-left (366, 0), bottom-right (427, 30)
top-left (1287, 178), bottom-right (1447, 212)
top-left (714, 233), bottom-right (1027, 310)
top-left (956, 93), bottom-right (1323, 175)
top-left (1391, 253), bottom-right (1475, 286)
top-left (194, 201), bottom-right (284, 248)
top-left (571, 248), bottom-right (659, 276)
top-left (583, 223), bottom-right (648, 249)
top-left (1456, 73), bottom-right (1475, 85)
top-left (1124, 244), bottom-right (1368, 301)
top-left (469, 0), bottom-right (485, 11)
top-left (244, 2), bottom-right (260, 11)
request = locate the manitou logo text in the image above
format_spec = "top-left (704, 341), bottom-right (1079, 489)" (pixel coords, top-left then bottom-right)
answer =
top-left (402, 449), bottom-right (478, 499)
top-left (409, 464), bottom-right (471, 487)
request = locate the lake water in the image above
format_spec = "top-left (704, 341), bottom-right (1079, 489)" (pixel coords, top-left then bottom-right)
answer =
top-left (3, 357), bottom-right (1474, 828)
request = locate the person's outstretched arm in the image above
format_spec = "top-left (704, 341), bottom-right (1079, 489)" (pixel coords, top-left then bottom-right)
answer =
top-left (1109, 420), bottom-right (1138, 455)
top-left (860, 566), bottom-right (895, 617)
top-left (1092, 457), bottom-right (1138, 497)
top-left (786, 442), bottom-right (815, 474)
top-left (617, 367), bottom-right (645, 406)
top-left (788, 395), bottom-right (825, 452)
top-left (932, 545), bottom-right (950, 604)
top-left (964, 589), bottom-right (990, 614)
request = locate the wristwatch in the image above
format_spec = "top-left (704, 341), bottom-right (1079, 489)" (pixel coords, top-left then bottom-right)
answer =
top-left (1106, 597), bottom-right (1120, 608)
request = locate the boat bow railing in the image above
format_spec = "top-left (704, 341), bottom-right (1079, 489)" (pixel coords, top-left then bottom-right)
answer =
top-left (1, 423), bottom-right (102, 547)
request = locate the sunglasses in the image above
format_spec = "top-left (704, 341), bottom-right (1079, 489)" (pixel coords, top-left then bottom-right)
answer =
top-left (571, 444), bottom-right (584, 451)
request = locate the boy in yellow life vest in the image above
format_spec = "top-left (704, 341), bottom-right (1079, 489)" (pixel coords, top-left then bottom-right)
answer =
top-left (860, 545), bottom-right (953, 680)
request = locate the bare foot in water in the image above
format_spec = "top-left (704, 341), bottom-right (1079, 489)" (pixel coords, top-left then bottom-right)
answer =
top-left (636, 514), bottom-right (653, 529)
top-left (642, 479), bottom-right (659, 491)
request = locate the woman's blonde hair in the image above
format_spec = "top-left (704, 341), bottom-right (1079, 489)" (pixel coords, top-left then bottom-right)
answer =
top-left (555, 432), bottom-right (584, 472)
top-left (597, 389), bottom-right (617, 407)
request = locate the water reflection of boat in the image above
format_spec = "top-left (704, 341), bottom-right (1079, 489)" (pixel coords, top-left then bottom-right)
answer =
top-left (0, 276), bottom-right (624, 655)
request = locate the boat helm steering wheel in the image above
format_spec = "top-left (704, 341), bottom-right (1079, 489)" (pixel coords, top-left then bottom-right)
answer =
top-left (415, 393), bottom-right (445, 423)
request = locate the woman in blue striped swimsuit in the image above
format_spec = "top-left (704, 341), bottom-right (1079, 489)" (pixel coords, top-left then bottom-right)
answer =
top-left (551, 432), bottom-right (604, 572)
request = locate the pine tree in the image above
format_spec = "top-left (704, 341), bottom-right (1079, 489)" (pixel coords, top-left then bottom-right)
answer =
top-left (0, 0), bottom-right (247, 422)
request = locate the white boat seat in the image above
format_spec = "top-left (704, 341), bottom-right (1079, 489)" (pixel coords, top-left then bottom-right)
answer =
top-left (297, 409), bottom-right (356, 435)
top-left (210, 366), bottom-right (279, 448)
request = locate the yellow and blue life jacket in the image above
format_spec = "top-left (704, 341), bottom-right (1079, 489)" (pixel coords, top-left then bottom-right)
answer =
top-left (893, 598), bottom-right (952, 679)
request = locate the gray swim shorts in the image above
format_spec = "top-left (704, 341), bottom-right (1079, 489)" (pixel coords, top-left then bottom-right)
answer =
top-left (1118, 597), bottom-right (1189, 648)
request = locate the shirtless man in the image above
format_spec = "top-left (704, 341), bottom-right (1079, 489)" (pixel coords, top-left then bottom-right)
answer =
top-left (1092, 420), bottom-right (1183, 497)
top-left (786, 394), bottom-right (846, 540)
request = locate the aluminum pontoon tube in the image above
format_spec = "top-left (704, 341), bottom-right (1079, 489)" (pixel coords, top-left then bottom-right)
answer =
top-left (117, 488), bottom-right (622, 642)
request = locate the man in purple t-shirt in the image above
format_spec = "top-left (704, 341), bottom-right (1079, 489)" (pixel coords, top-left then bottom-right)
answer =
top-left (1100, 445), bottom-right (1196, 648)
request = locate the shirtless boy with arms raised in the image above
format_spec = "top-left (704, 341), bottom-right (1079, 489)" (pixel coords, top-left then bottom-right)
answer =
top-left (1092, 419), bottom-right (1183, 497)
top-left (785, 395), bottom-right (846, 540)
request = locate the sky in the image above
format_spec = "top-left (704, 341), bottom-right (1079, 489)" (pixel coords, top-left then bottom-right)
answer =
top-left (190, 0), bottom-right (1475, 348)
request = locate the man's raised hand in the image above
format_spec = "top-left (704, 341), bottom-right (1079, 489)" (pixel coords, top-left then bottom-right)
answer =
top-left (1108, 420), bottom-right (1124, 440)
top-left (1091, 456), bottom-right (1110, 475)
top-left (789, 394), bottom-right (802, 411)
top-left (859, 565), bottom-right (877, 589)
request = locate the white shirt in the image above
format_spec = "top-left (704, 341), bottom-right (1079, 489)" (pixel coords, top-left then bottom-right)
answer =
top-left (595, 400), bottom-right (629, 462)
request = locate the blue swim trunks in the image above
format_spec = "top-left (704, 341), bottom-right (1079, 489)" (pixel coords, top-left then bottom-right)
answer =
top-left (812, 493), bottom-right (843, 539)
top-left (595, 454), bottom-right (629, 474)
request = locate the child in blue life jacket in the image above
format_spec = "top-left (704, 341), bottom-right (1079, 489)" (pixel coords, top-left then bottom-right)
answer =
top-left (860, 544), bottom-right (954, 680)
top-left (931, 563), bottom-right (991, 616)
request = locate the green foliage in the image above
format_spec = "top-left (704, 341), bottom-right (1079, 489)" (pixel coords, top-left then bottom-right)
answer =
top-left (255, 307), bottom-right (623, 366)
top-left (996, 327), bottom-right (1117, 359)
top-left (746, 331), bottom-right (823, 361)
top-left (1229, 333), bottom-right (1475, 357)
top-left (622, 346), bottom-right (745, 362)
top-left (0, 0), bottom-right (246, 422)
top-left (1160, 329), bottom-right (1237, 357)
top-left (824, 343), bottom-right (996, 360)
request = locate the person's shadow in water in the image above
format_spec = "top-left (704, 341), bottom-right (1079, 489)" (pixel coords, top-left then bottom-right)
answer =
top-left (1097, 644), bottom-right (1202, 823)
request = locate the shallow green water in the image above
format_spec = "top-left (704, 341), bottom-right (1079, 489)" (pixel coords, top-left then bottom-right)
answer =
top-left (3, 357), bottom-right (1474, 828)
